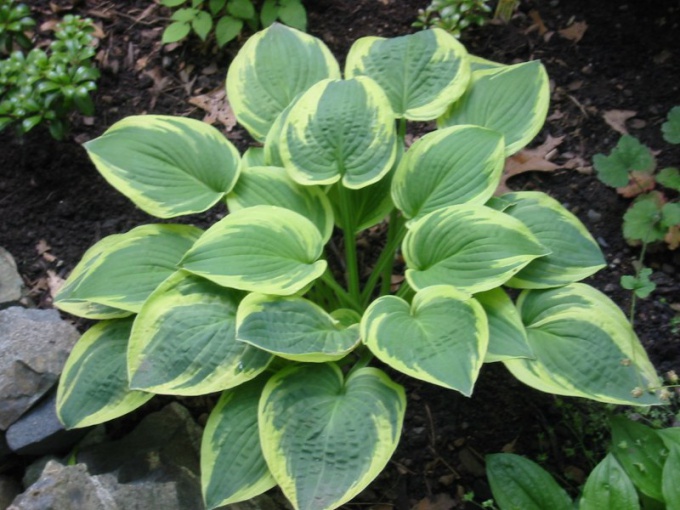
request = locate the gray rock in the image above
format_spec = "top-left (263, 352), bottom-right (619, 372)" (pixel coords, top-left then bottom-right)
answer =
top-left (7, 389), bottom-right (88, 456)
top-left (77, 402), bottom-right (203, 508)
top-left (0, 307), bottom-right (79, 430)
top-left (8, 460), bottom-right (186, 510)
top-left (0, 248), bottom-right (23, 307)
top-left (0, 475), bottom-right (21, 509)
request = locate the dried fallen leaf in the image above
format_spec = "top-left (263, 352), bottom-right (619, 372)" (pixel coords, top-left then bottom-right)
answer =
top-left (143, 67), bottom-right (171, 109)
top-left (47, 270), bottom-right (65, 297)
top-left (603, 109), bottom-right (637, 135)
top-left (497, 135), bottom-right (565, 194)
top-left (558, 21), bottom-right (587, 43)
top-left (189, 88), bottom-right (237, 131)
top-left (664, 225), bottom-right (680, 250)
top-left (412, 493), bottom-right (456, 510)
top-left (35, 239), bottom-right (58, 262)
top-left (528, 9), bottom-right (548, 35)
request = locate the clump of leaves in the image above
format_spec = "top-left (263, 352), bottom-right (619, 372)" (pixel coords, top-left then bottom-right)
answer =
top-left (413, 0), bottom-right (491, 37)
top-left (54, 25), bottom-right (663, 510)
top-left (161, 0), bottom-right (306, 47)
top-left (593, 107), bottom-right (680, 306)
top-left (0, 0), bottom-right (34, 54)
top-left (0, 14), bottom-right (99, 139)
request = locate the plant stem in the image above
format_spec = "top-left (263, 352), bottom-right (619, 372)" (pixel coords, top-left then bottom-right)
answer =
top-left (628, 240), bottom-right (649, 327)
top-left (320, 270), bottom-right (362, 313)
top-left (347, 346), bottom-right (375, 377)
top-left (395, 280), bottom-right (414, 301)
top-left (360, 211), bottom-right (407, 306)
top-left (336, 184), bottom-right (361, 302)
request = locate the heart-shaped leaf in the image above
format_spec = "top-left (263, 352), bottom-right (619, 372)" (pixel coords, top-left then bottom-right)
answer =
top-left (85, 115), bottom-right (240, 218)
top-left (259, 363), bottom-right (405, 510)
top-left (55, 224), bottom-right (202, 317)
top-left (392, 125), bottom-right (505, 221)
top-left (505, 284), bottom-right (662, 406)
top-left (361, 285), bottom-right (488, 395)
top-left (438, 61), bottom-right (550, 156)
top-left (201, 378), bottom-right (276, 509)
top-left (580, 453), bottom-right (640, 510)
top-left (236, 293), bottom-right (361, 362)
top-left (128, 272), bottom-right (272, 395)
top-left (226, 23), bottom-right (340, 141)
top-left (281, 77), bottom-right (397, 189)
top-left (345, 28), bottom-right (470, 120)
top-left (326, 172), bottom-right (395, 233)
top-left (403, 205), bottom-right (550, 293)
top-left (474, 288), bottom-right (533, 363)
top-left (501, 191), bottom-right (606, 288)
top-left (486, 454), bottom-right (573, 510)
top-left (610, 416), bottom-right (664, 501)
top-left (226, 165), bottom-right (334, 242)
top-left (57, 319), bottom-right (153, 429)
top-left (181, 205), bottom-right (327, 296)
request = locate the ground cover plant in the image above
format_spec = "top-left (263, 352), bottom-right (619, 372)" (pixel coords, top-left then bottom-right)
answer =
top-left (0, 10), bottom-right (99, 139)
top-left (47, 21), bottom-right (669, 510)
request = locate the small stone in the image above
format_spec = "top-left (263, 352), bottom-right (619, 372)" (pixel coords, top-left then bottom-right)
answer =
top-left (6, 389), bottom-right (88, 456)
top-left (0, 248), bottom-right (23, 307)
top-left (587, 209), bottom-right (602, 222)
top-left (0, 308), bottom-right (79, 430)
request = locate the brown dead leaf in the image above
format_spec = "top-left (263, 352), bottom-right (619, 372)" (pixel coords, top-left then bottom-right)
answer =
top-left (664, 225), bottom-right (680, 250)
top-left (558, 21), bottom-right (587, 43)
top-left (412, 493), bottom-right (456, 510)
top-left (35, 239), bottom-right (57, 262)
top-left (47, 270), bottom-right (65, 297)
top-left (39, 19), bottom-right (59, 33)
top-left (528, 9), bottom-right (548, 35)
top-left (189, 89), bottom-right (237, 131)
top-left (143, 67), bottom-right (171, 109)
top-left (616, 171), bottom-right (656, 198)
top-left (497, 135), bottom-right (565, 194)
top-left (603, 109), bottom-right (637, 135)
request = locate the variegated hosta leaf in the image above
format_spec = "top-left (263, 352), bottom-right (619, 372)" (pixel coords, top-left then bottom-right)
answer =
top-left (85, 115), bottom-right (240, 218)
top-left (264, 95), bottom-right (299, 167)
top-left (579, 453), bottom-right (640, 510)
top-left (361, 285), bottom-right (488, 396)
top-left (474, 288), bottom-right (533, 363)
top-left (345, 28), bottom-right (470, 120)
top-left (392, 125), bottom-right (505, 221)
top-left (403, 205), bottom-right (550, 294)
top-left (438, 61), bottom-right (550, 156)
top-left (281, 76), bottom-right (398, 189)
top-left (505, 283), bottom-right (662, 406)
top-left (468, 54), bottom-right (504, 72)
top-left (326, 172), bottom-right (394, 233)
top-left (236, 294), bottom-right (361, 362)
top-left (502, 192), bottom-right (606, 288)
top-left (128, 272), bottom-right (272, 395)
top-left (226, 165), bottom-right (334, 243)
top-left (57, 319), bottom-right (152, 429)
top-left (201, 378), bottom-right (276, 509)
top-left (55, 224), bottom-right (202, 317)
top-left (259, 364), bottom-right (405, 510)
top-left (226, 23), bottom-right (340, 141)
top-left (241, 147), bottom-right (266, 169)
top-left (181, 205), bottom-right (327, 296)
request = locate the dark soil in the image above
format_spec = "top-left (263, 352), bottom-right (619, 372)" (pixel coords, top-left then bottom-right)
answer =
top-left (1, 0), bottom-right (679, 508)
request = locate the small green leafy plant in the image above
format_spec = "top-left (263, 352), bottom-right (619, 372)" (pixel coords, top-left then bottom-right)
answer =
top-left (413, 0), bottom-right (491, 37)
top-left (593, 107), bottom-right (680, 317)
top-left (160, 0), bottom-right (306, 47)
top-left (486, 413), bottom-right (680, 510)
top-left (54, 25), bottom-right (663, 510)
top-left (0, 0), bottom-right (34, 54)
top-left (0, 14), bottom-right (99, 139)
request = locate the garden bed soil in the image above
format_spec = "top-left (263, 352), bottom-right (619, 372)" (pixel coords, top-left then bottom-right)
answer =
top-left (1, 0), bottom-right (679, 508)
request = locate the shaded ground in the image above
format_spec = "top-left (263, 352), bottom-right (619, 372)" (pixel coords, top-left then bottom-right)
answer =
top-left (1, 0), bottom-right (679, 508)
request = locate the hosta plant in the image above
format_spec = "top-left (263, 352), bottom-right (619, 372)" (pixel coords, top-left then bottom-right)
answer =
top-left (54, 24), bottom-right (663, 510)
